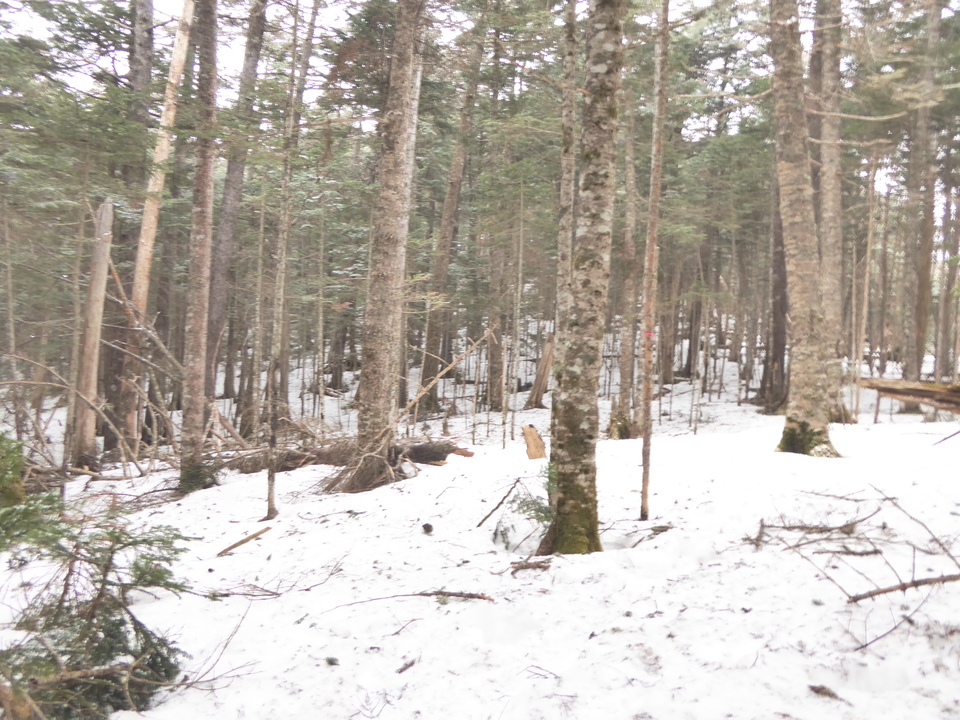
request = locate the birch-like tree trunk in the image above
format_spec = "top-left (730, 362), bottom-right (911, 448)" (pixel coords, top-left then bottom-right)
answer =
top-left (343, 0), bottom-right (425, 493)
top-left (179, 0), bottom-right (218, 487)
top-left (770, 0), bottom-right (838, 457)
top-left (538, 0), bottom-right (626, 555)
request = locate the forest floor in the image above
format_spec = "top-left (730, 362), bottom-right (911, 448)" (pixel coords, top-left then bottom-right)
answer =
top-left (9, 367), bottom-right (960, 719)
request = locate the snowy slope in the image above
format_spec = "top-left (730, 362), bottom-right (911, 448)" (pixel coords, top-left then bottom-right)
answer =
top-left (77, 392), bottom-right (960, 720)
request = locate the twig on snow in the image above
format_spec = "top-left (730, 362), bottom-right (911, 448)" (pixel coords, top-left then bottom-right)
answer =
top-left (851, 592), bottom-right (931, 651)
top-left (216, 527), bottom-right (272, 557)
top-left (323, 590), bottom-right (495, 613)
top-left (477, 479), bottom-right (522, 528)
top-left (870, 485), bottom-right (960, 571)
top-left (847, 572), bottom-right (960, 603)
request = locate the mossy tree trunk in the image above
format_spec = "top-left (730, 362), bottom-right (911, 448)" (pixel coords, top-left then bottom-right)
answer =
top-left (538, 0), bottom-right (626, 555)
top-left (769, 0), bottom-right (839, 457)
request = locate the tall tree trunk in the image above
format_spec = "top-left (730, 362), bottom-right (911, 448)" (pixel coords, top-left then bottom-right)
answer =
top-left (878, 192), bottom-right (890, 377)
top-left (612, 84), bottom-right (638, 437)
top-left (854, 152), bottom-right (879, 417)
top-left (74, 203), bottom-right (114, 462)
top-left (1, 193), bottom-right (25, 442)
top-left (538, 0), bottom-right (626, 555)
top-left (937, 174), bottom-right (956, 380)
top-left (549, 0), bottom-right (577, 452)
top-left (904, 0), bottom-right (941, 383)
top-left (814, 0), bottom-right (847, 419)
top-left (122, 0), bottom-right (196, 445)
top-left (205, 0), bottom-right (268, 397)
top-left (419, 18), bottom-right (486, 409)
top-left (770, 0), bottom-right (838, 457)
top-left (264, 0), bottom-right (323, 517)
top-left (343, 0), bottom-right (425, 493)
top-left (760, 178), bottom-right (789, 410)
top-left (179, 0), bottom-right (218, 488)
top-left (637, 0), bottom-right (669, 521)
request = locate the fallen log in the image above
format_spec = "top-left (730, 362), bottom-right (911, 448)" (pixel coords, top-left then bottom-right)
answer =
top-left (860, 379), bottom-right (960, 414)
top-left (225, 440), bottom-right (472, 476)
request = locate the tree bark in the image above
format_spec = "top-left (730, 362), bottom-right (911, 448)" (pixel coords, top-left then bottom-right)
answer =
top-left (814, 0), bottom-right (846, 419)
top-left (637, 0), bottom-right (669, 520)
top-left (903, 0), bottom-right (941, 383)
top-left (180, 0), bottom-right (218, 486)
top-left (123, 0), bottom-right (196, 445)
top-left (346, 0), bottom-right (425, 492)
top-left (770, 0), bottom-right (838, 456)
top-left (74, 203), bottom-right (114, 462)
top-left (538, 0), bottom-right (626, 555)
top-left (549, 0), bottom-right (577, 451)
top-left (419, 18), bottom-right (486, 410)
top-left (264, 0), bottom-right (323, 516)
top-left (936, 172), bottom-right (956, 380)
top-left (205, 0), bottom-right (268, 398)
top-left (612, 83), bottom-right (638, 437)
top-left (760, 178), bottom-right (789, 411)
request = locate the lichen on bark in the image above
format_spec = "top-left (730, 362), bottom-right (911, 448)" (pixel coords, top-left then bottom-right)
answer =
top-left (538, 0), bottom-right (626, 556)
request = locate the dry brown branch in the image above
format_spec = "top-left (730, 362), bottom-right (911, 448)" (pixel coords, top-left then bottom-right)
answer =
top-left (216, 526), bottom-right (272, 557)
top-left (211, 403), bottom-right (250, 450)
top-left (324, 590), bottom-right (495, 613)
top-left (630, 524), bottom-right (675, 549)
top-left (108, 261), bottom-right (185, 376)
top-left (396, 660), bottom-right (416, 674)
top-left (847, 573), bottom-right (960, 603)
top-left (870, 485), bottom-right (960, 571)
top-left (476, 479), bottom-right (521, 528)
top-left (510, 558), bottom-right (552, 576)
top-left (769, 508), bottom-right (881, 538)
top-left (812, 546), bottom-right (881, 556)
top-left (398, 328), bottom-right (494, 421)
top-left (0, 374), bottom-right (144, 476)
top-left (851, 593), bottom-right (931, 651)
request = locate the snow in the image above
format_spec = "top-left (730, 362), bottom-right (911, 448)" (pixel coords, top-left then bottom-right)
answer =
top-left (6, 364), bottom-right (960, 719)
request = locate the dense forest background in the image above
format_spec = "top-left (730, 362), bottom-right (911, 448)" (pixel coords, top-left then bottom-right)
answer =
top-left (1, 0), bottom-right (958, 485)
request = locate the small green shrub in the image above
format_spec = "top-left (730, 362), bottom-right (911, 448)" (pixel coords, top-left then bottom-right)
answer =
top-left (507, 465), bottom-right (556, 526)
top-left (0, 433), bottom-right (25, 507)
top-left (0, 494), bottom-right (189, 718)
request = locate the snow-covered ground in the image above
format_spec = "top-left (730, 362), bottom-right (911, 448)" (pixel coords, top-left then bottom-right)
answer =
top-left (4, 353), bottom-right (960, 719)
top-left (31, 377), bottom-right (946, 720)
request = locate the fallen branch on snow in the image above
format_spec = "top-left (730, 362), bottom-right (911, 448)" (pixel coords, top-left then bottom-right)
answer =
top-left (847, 573), bottom-right (960, 603)
top-left (323, 590), bottom-right (495, 613)
top-left (217, 527), bottom-right (271, 557)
